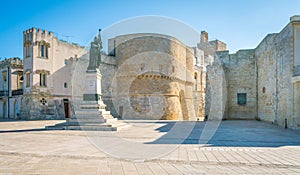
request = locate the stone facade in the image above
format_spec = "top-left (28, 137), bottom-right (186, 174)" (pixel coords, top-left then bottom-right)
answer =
top-left (209, 15), bottom-right (300, 129)
top-left (0, 58), bottom-right (23, 119)
top-left (102, 34), bottom-right (209, 120)
top-left (20, 28), bottom-right (87, 119)
top-left (1, 16), bottom-right (300, 129)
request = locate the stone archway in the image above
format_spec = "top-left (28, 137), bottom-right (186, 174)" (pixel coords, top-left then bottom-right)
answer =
top-left (179, 90), bottom-right (188, 120)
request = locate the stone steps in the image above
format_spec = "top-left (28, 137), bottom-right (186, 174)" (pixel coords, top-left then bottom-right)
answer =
top-left (45, 120), bottom-right (129, 131)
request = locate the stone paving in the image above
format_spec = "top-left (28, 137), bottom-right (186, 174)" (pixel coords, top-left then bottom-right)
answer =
top-left (0, 119), bottom-right (300, 174)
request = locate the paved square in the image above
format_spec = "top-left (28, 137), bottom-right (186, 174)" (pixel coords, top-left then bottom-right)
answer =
top-left (0, 120), bottom-right (300, 174)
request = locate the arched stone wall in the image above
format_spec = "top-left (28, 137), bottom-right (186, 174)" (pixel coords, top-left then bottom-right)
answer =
top-left (110, 34), bottom-right (197, 120)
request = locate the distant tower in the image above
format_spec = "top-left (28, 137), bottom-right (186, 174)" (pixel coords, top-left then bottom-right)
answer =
top-left (200, 31), bottom-right (208, 43)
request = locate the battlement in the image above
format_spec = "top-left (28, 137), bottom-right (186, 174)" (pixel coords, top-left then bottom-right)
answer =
top-left (0, 57), bottom-right (23, 69)
top-left (23, 27), bottom-right (53, 36)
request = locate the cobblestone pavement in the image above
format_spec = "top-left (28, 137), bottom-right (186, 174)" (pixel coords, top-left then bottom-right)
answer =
top-left (0, 120), bottom-right (300, 174)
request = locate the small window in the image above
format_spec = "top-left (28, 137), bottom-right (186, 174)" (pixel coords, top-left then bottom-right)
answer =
top-left (40, 45), bottom-right (45, 57)
top-left (64, 82), bottom-right (68, 88)
top-left (26, 73), bottom-right (30, 87)
top-left (194, 72), bottom-right (197, 91)
top-left (18, 74), bottom-right (23, 89)
top-left (25, 44), bottom-right (30, 57)
top-left (237, 93), bottom-right (247, 105)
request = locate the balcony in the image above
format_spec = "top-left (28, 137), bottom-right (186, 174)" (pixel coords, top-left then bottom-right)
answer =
top-left (0, 90), bottom-right (8, 97)
top-left (12, 89), bottom-right (23, 96)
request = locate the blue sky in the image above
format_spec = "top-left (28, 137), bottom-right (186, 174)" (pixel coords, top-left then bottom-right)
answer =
top-left (0, 0), bottom-right (299, 58)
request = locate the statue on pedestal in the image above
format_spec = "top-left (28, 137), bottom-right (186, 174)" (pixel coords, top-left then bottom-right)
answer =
top-left (87, 29), bottom-right (102, 71)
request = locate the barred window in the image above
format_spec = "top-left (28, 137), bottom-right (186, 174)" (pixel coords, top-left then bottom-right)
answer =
top-left (237, 93), bottom-right (247, 105)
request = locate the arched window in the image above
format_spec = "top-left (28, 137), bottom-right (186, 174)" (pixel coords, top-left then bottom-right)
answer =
top-left (40, 73), bottom-right (47, 87)
top-left (17, 73), bottom-right (23, 89)
top-left (38, 41), bottom-right (50, 58)
top-left (36, 70), bottom-right (49, 87)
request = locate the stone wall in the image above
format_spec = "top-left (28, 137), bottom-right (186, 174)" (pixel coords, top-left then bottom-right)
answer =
top-left (205, 58), bottom-right (227, 120)
top-left (256, 23), bottom-right (295, 128)
top-left (221, 50), bottom-right (257, 119)
top-left (193, 65), bottom-right (206, 121)
top-left (107, 34), bottom-right (199, 120)
top-left (208, 16), bottom-right (299, 129)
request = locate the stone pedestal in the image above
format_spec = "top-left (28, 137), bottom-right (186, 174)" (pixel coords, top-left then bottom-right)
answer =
top-left (46, 69), bottom-right (129, 131)
top-left (69, 69), bottom-right (107, 122)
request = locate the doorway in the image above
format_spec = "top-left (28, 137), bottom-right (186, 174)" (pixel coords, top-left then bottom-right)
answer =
top-left (63, 99), bottom-right (70, 118)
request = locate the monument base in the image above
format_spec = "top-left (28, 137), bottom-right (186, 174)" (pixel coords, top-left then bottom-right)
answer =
top-left (46, 101), bottom-right (129, 131)
top-left (46, 69), bottom-right (129, 131)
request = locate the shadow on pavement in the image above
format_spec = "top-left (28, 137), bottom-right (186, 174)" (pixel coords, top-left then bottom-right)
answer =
top-left (0, 128), bottom-right (49, 133)
top-left (146, 120), bottom-right (300, 147)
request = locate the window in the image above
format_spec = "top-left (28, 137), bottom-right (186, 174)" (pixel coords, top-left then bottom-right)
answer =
top-left (17, 74), bottom-right (23, 89)
top-left (2, 71), bottom-right (7, 82)
top-left (26, 75), bottom-right (30, 87)
top-left (26, 73), bottom-right (30, 87)
top-left (38, 41), bottom-right (49, 58)
top-left (40, 45), bottom-right (45, 57)
top-left (39, 73), bottom-right (47, 87)
top-left (25, 45), bottom-right (29, 57)
top-left (237, 93), bottom-right (247, 105)
top-left (24, 41), bottom-right (31, 57)
top-left (40, 98), bottom-right (47, 105)
top-left (194, 73), bottom-right (197, 91)
top-left (64, 82), bottom-right (68, 88)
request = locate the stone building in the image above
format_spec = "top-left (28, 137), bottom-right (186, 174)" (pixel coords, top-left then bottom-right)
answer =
top-left (20, 28), bottom-right (87, 119)
top-left (99, 33), bottom-right (215, 120)
top-left (208, 15), bottom-right (300, 129)
top-left (1, 16), bottom-right (299, 129)
top-left (0, 58), bottom-right (23, 119)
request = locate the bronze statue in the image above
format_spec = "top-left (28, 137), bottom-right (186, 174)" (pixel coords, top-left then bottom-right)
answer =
top-left (87, 29), bottom-right (102, 70)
